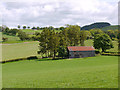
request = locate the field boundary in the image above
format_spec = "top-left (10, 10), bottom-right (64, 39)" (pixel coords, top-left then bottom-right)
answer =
top-left (0, 56), bottom-right (38, 64)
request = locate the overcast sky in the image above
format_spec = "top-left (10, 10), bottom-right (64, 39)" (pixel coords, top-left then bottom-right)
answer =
top-left (0, 0), bottom-right (119, 28)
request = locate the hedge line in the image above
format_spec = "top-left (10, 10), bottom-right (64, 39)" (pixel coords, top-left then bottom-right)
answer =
top-left (0, 56), bottom-right (38, 64)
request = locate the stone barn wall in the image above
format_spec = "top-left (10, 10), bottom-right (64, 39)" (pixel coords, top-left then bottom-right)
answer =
top-left (69, 51), bottom-right (95, 58)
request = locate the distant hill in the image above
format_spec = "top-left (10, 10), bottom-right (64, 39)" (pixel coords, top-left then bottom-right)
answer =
top-left (81, 22), bottom-right (111, 30)
top-left (101, 25), bottom-right (118, 31)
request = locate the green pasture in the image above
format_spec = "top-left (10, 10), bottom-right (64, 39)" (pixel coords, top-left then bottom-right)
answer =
top-left (2, 41), bottom-right (39, 61)
top-left (2, 56), bottom-right (118, 88)
top-left (21, 29), bottom-right (61, 34)
top-left (21, 29), bottom-right (42, 34)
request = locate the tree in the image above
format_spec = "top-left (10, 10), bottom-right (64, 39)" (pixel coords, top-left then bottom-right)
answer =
top-left (32, 26), bottom-right (36, 30)
top-left (106, 30), bottom-right (116, 39)
top-left (2, 37), bottom-right (8, 42)
top-left (59, 27), bottom-right (65, 30)
top-left (80, 31), bottom-right (87, 46)
top-left (37, 27), bottom-right (40, 30)
top-left (48, 30), bottom-right (60, 59)
top-left (84, 31), bottom-right (92, 39)
top-left (48, 26), bottom-right (54, 30)
top-left (38, 28), bottom-right (51, 57)
top-left (27, 26), bottom-right (30, 29)
top-left (23, 26), bottom-right (26, 29)
top-left (93, 33), bottom-right (114, 52)
top-left (65, 25), bottom-right (80, 46)
top-left (58, 46), bottom-right (68, 58)
top-left (18, 31), bottom-right (30, 41)
top-left (18, 25), bottom-right (20, 29)
top-left (90, 29), bottom-right (103, 37)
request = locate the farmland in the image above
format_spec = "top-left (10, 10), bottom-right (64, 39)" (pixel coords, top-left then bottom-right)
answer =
top-left (2, 56), bottom-right (118, 88)
top-left (2, 41), bottom-right (39, 61)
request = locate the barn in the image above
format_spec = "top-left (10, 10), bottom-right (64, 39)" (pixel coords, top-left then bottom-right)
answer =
top-left (67, 46), bottom-right (95, 58)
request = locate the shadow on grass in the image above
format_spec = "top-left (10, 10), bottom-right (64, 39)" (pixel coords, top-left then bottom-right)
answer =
top-left (34, 57), bottom-right (67, 62)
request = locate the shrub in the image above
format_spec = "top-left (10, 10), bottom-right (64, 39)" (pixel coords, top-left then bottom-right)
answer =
top-left (2, 37), bottom-right (8, 42)
top-left (27, 56), bottom-right (38, 60)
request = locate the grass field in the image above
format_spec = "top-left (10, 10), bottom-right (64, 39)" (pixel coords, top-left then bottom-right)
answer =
top-left (21, 29), bottom-right (42, 34)
top-left (2, 56), bottom-right (118, 88)
top-left (2, 41), bottom-right (39, 61)
top-left (21, 29), bottom-right (61, 34)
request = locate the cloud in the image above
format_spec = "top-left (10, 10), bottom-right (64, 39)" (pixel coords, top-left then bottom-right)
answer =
top-left (0, 0), bottom-right (118, 28)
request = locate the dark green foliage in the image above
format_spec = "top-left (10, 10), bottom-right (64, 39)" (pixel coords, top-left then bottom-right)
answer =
top-left (48, 26), bottom-right (54, 30)
top-left (8, 29), bottom-right (18, 36)
top-left (18, 25), bottom-right (20, 29)
top-left (27, 26), bottom-right (30, 29)
top-left (94, 33), bottom-right (114, 52)
top-left (2, 37), bottom-right (8, 42)
top-left (3, 28), bottom-right (18, 36)
top-left (101, 25), bottom-right (119, 31)
top-left (90, 29), bottom-right (103, 37)
top-left (27, 56), bottom-right (38, 60)
top-left (32, 26), bottom-right (36, 30)
top-left (58, 46), bottom-right (68, 58)
top-left (23, 26), bottom-right (26, 29)
top-left (81, 22), bottom-right (111, 30)
top-left (105, 30), bottom-right (116, 39)
top-left (3, 27), bottom-right (9, 34)
top-left (65, 25), bottom-right (80, 46)
top-left (18, 31), bottom-right (30, 41)
top-left (80, 31), bottom-right (87, 46)
top-left (59, 27), bottom-right (65, 30)
top-left (37, 27), bottom-right (40, 30)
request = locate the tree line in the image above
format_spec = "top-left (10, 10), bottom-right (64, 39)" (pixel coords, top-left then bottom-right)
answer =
top-left (1, 25), bottom-right (116, 58)
top-left (37, 25), bottom-right (114, 59)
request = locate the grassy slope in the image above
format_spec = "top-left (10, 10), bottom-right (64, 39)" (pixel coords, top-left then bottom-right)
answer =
top-left (101, 25), bottom-right (118, 31)
top-left (2, 56), bottom-right (118, 88)
top-left (21, 29), bottom-right (61, 34)
top-left (2, 41), bottom-right (39, 61)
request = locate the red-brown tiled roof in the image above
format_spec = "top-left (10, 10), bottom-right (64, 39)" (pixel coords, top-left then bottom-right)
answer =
top-left (67, 46), bottom-right (95, 51)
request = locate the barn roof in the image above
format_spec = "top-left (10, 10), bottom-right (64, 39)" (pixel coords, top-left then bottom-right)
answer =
top-left (67, 46), bottom-right (95, 51)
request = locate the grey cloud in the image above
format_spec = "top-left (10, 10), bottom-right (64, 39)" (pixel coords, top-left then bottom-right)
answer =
top-left (1, 0), bottom-right (118, 28)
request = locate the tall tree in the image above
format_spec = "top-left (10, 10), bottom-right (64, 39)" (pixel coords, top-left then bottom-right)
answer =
top-left (80, 31), bottom-right (87, 46)
top-left (93, 33), bottom-right (114, 52)
top-left (48, 30), bottom-right (60, 59)
top-left (27, 26), bottom-right (30, 29)
top-left (18, 25), bottom-right (20, 29)
top-left (23, 26), bottom-right (26, 29)
top-left (37, 27), bottom-right (40, 30)
top-left (65, 25), bottom-right (80, 46)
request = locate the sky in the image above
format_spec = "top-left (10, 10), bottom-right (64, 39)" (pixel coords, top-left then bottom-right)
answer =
top-left (0, 0), bottom-right (119, 28)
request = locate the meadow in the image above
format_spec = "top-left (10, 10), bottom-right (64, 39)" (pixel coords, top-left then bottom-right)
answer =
top-left (2, 41), bottom-right (39, 61)
top-left (2, 56), bottom-right (118, 88)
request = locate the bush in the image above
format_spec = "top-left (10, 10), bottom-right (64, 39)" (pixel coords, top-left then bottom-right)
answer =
top-left (27, 56), bottom-right (38, 60)
top-left (2, 37), bottom-right (8, 42)
top-left (95, 50), bottom-right (100, 54)
top-left (18, 31), bottom-right (31, 41)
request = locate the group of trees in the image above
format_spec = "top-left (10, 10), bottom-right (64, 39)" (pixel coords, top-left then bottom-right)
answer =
top-left (18, 25), bottom-right (30, 30)
top-left (1, 24), bottom-right (116, 56)
top-left (38, 25), bottom-right (85, 58)
top-left (17, 25), bottom-right (66, 31)
top-left (2, 27), bottom-right (18, 36)
top-left (37, 25), bottom-right (114, 58)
